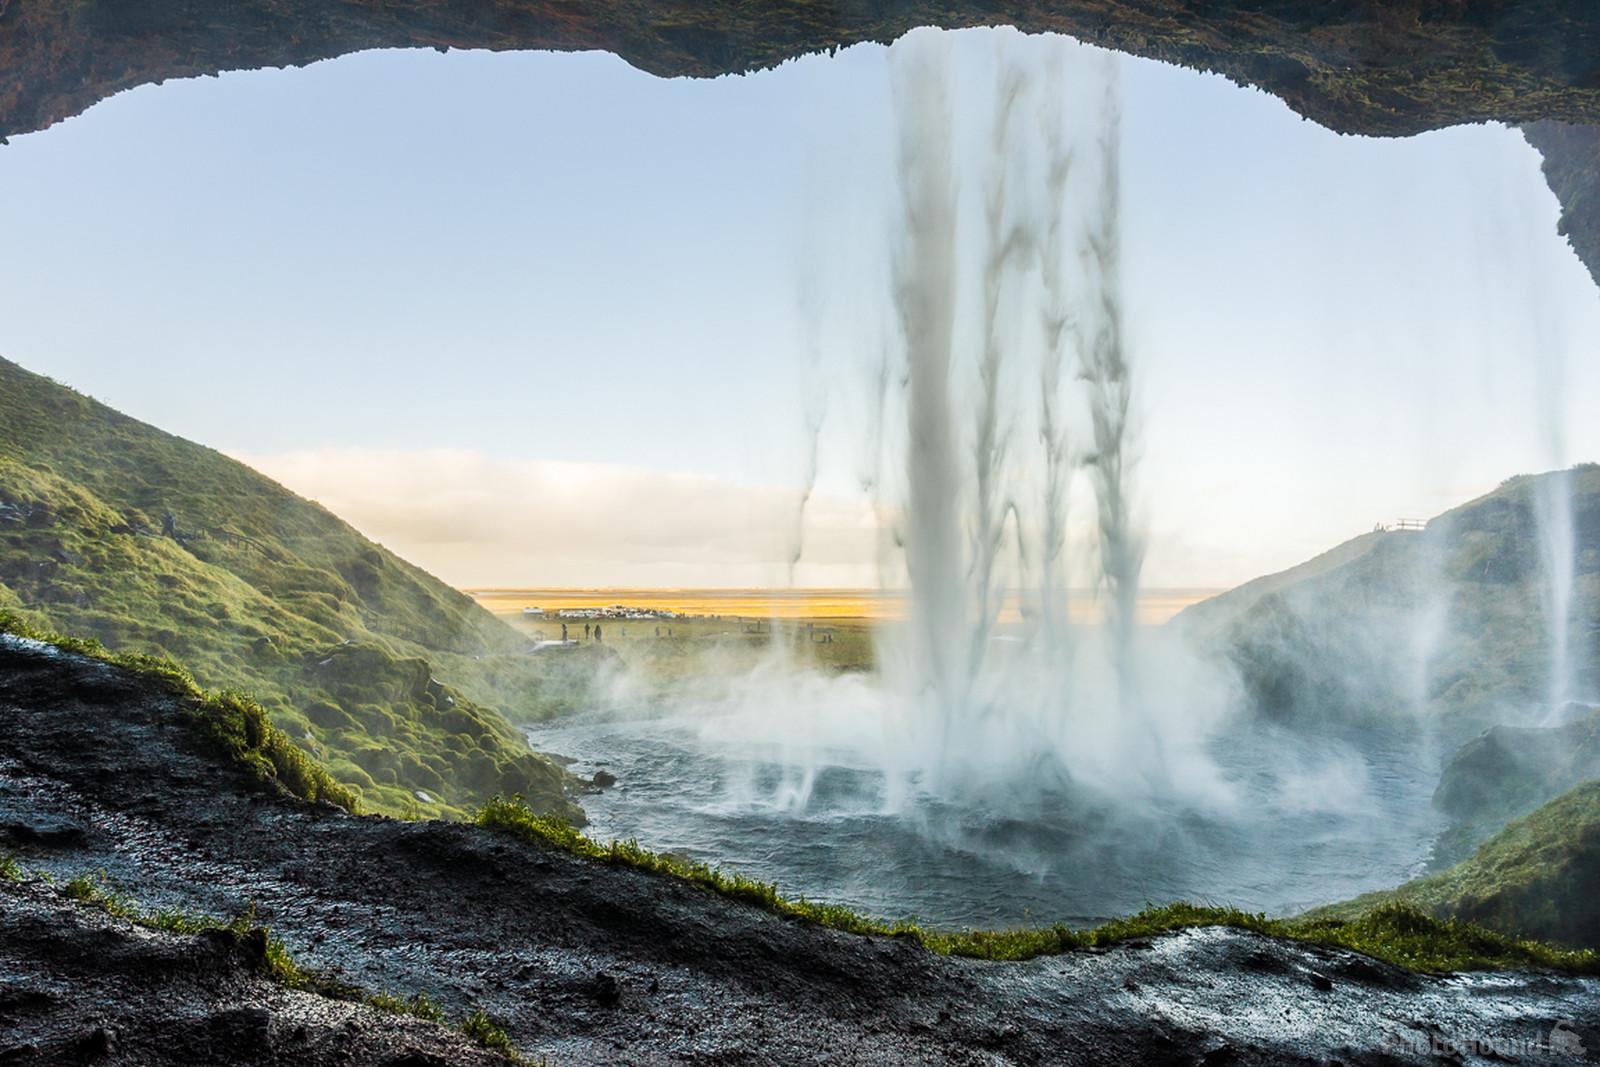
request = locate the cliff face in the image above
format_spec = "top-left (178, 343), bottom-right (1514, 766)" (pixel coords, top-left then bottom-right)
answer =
top-left (1524, 122), bottom-right (1600, 289)
top-left (2, 0), bottom-right (1599, 143)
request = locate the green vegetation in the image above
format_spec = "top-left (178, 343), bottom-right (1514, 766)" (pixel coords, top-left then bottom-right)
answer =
top-left (365, 991), bottom-right (446, 1023)
top-left (1175, 466), bottom-right (1600, 736)
top-left (56, 869), bottom-right (349, 993)
top-left (0, 851), bottom-right (22, 882)
top-left (0, 610), bottom-right (358, 810)
top-left (460, 1011), bottom-right (519, 1058)
top-left (495, 612), bottom-right (879, 704)
top-left (0, 356), bottom-right (593, 820)
top-left (476, 795), bottom-right (1598, 974)
top-left (1431, 708), bottom-right (1600, 864)
top-left (1313, 779), bottom-right (1600, 951)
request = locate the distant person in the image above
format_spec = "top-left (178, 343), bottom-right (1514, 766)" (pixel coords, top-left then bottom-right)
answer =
top-left (807, 622), bottom-right (814, 642)
top-left (561, 622), bottom-right (568, 642)
top-left (594, 624), bottom-right (603, 643)
top-left (655, 626), bottom-right (660, 638)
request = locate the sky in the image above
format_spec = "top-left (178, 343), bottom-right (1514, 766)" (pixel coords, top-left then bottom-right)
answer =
top-left (1, 30), bottom-right (1596, 590)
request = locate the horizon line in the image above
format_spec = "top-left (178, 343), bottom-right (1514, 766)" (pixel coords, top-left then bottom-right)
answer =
top-left (465, 586), bottom-right (1229, 595)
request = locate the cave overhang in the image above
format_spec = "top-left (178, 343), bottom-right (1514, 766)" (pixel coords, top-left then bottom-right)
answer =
top-left (2, 1), bottom-right (1598, 282)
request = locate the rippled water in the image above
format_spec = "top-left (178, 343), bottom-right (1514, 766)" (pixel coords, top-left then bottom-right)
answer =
top-left (527, 704), bottom-right (1444, 929)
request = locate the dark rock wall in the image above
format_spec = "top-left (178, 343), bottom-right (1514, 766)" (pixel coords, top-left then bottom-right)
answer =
top-left (1524, 122), bottom-right (1600, 289)
top-left (2, 1), bottom-right (1599, 282)
top-left (4, 0), bottom-right (1600, 142)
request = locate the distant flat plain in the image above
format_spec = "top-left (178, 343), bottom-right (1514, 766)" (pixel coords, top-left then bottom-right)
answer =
top-left (469, 588), bottom-right (1220, 626)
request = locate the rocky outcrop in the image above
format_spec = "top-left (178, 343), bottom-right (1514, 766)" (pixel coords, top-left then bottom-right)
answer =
top-left (3, 0), bottom-right (1600, 143)
top-left (1430, 706), bottom-right (1600, 866)
top-left (4, 2), bottom-right (1600, 285)
top-left (1525, 122), bottom-right (1600, 289)
top-left (0, 879), bottom-right (509, 1066)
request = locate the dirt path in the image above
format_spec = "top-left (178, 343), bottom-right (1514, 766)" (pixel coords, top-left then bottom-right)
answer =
top-left (2, 636), bottom-right (1598, 1065)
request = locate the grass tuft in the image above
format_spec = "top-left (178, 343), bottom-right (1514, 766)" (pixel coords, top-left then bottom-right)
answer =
top-left (459, 1009), bottom-right (531, 1062)
top-left (366, 990), bottom-right (446, 1022)
top-left (0, 611), bottom-right (358, 812)
top-left (54, 869), bottom-right (533, 1063)
top-left (475, 794), bottom-right (1600, 975)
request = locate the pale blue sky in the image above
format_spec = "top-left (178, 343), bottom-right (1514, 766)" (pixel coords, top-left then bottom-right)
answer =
top-left (1, 31), bottom-right (1596, 587)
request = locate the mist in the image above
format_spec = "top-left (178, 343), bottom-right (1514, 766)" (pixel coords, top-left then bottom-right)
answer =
top-left (519, 31), bottom-right (1499, 927)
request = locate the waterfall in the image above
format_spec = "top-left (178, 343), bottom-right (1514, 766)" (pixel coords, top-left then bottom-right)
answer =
top-left (1535, 467), bottom-right (1577, 711)
top-left (875, 32), bottom-right (1154, 790)
top-left (890, 33), bottom-right (969, 769)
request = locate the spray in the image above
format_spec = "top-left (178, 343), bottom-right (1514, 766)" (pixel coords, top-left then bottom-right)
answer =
top-left (966, 55), bottom-right (1033, 677)
top-left (1077, 57), bottom-right (1143, 711)
top-left (890, 32), bottom-right (969, 769)
top-left (1035, 47), bottom-right (1075, 653)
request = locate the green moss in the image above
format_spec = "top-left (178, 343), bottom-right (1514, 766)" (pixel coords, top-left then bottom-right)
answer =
top-left (1313, 779), bottom-right (1600, 951)
top-left (1430, 710), bottom-right (1600, 865)
top-left (189, 690), bottom-right (362, 811)
top-left (0, 356), bottom-right (594, 820)
top-left (0, 611), bottom-right (359, 811)
top-left (460, 1010), bottom-right (515, 1052)
top-left (366, 991), bottom-right (446, 1023)
top-left (476, 795), bottom-right (1600, 974)
top-left (50, 868), bottom-right (533, 1062)
top-left (0, 852), bottom-right (20, 881)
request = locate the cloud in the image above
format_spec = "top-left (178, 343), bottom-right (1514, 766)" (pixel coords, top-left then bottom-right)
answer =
top-left (232, 447), bottom-right (881, 588)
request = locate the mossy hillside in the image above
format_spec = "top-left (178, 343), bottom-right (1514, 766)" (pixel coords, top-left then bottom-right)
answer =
top-left (1312, 779), bottom-right (1600, 951)
top-left (1176, 467), bottom-right (1600, 738)
top-left (0, 356), bottom-right (587, 820)
top-left (475, 795), bottom-right (1598, 975)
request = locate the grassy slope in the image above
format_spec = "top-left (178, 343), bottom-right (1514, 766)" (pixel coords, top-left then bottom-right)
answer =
top-left (1173, 471), bottom-right (1600, 941)
top-left (1429, 707), bottom-right (1600, 866)
top-left (1173, 530), bottom-right (1389, 637)
top-left (1312, 779), bottom-right (1600, 951)
top-left (0, 355), bottom-right (585, 821)
top-left (1172, 468), bottom-right (1600, 736)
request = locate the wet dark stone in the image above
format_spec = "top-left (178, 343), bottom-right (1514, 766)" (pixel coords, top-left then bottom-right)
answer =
top-left (1242, 949), bottom-right (1292, 975)
top-left (1, 815), bottom-right (87, 847)
top-left (73, 1026), bottom-right (116, 1059)
top-left (386, 1053), bottom-right (449, 1067)
top-left (592, 972), bottom-right (622, 1008)
top-left (209, 1006), bottom-right (272, 1050)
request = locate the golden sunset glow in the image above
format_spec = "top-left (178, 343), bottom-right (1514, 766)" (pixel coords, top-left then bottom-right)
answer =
top-left (469, 587), bottom-right (1220, 625)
